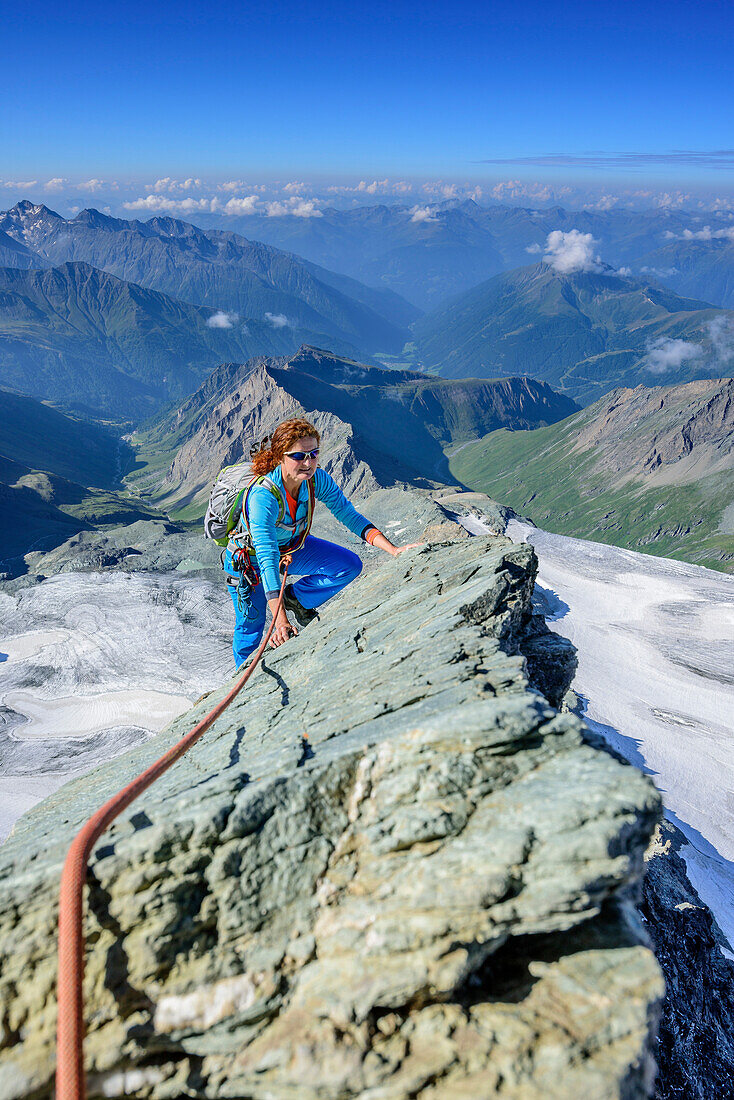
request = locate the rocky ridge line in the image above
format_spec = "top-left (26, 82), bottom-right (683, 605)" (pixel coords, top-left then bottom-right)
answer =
top-left (0, 533), bottom-right (663, 1098)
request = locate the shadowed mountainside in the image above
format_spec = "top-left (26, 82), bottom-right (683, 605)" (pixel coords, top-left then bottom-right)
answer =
top-left (0, 390), bottom-right (156, 567)
top-left (129, 345), bottom-right (578, 517)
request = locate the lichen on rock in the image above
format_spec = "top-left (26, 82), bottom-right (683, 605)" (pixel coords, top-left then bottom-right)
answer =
top-left (0, 536), bottom-right (663, 1098)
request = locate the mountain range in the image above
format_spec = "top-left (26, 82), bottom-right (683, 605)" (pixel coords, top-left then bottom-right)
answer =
top-left (0, 201), bottom-right (417, 363)
top-left (635, 234), bottom-right (734, 310)
top-left (412, 262), bottom-right (734, 404)
top-left (449, 376), bottom-right (734, 571)
top-left (130, 345), bottom-right (577, 517)
top-left (192, 199), bottom-right (734, 310)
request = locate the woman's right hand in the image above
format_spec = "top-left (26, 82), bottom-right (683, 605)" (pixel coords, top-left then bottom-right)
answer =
top-left (269, 612), bottom-right (298, 648)
top-left (390, 542), bottom-right (425, 556)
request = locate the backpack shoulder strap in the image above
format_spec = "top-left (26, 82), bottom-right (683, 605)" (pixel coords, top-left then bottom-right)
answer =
top-left (239, 474), bottom-right (316, 556)
top-left (239, 474), bottom-right (286, 538)
top-left (258, 474), bottom-right (286, 525)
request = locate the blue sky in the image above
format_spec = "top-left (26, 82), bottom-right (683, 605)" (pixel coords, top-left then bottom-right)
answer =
top-left (2, 0), bottom-right (733, 212)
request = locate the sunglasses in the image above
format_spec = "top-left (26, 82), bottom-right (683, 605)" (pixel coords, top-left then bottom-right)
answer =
top-left (285, 449), bottom-right (319, 461)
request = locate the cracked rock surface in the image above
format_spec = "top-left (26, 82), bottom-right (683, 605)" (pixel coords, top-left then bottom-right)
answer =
top-left (0, 537), bottom-right (663, 1098)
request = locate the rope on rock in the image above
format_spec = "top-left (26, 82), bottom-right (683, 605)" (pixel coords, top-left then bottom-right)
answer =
top-left (56, 565), bottom-right (291, 1100)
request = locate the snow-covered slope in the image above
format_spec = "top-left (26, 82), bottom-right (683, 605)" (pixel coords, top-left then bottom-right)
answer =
top-left (507, 519), bottom-right (734, 949)
top-left (0, 572), bottom-right (233, 841)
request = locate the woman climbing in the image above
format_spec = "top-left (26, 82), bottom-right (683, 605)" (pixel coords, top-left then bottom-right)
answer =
top-left (224, 416), bottom-right (421, 667)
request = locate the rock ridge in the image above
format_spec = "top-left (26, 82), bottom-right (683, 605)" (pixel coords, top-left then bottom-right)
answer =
top-left (0, 535), bottom-right (663, 1098)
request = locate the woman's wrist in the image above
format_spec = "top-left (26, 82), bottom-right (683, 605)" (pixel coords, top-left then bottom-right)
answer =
top-left (367, 531), bottom-right (398, 555)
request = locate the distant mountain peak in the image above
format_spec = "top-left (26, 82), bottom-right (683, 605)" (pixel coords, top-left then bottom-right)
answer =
top-left (0, 200), bottom-right (64, 247)
top-left (10, 199), bottom-right (60, 217)
top-left (144, 215), bottom-right (207, 239)
top-left (71, 208), bottom-right (127, 230)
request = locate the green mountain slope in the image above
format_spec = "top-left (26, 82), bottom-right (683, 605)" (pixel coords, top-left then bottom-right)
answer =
top-left (413, 262), bottom-right (733, 404)
top-left (449, 377), bottom-right (734, 572)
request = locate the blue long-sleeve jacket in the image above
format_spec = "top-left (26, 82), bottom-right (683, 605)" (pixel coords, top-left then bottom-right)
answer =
top-left (226, 466), bottom-right (373, 598)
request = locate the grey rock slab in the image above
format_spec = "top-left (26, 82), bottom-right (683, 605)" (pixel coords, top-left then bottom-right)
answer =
top-left (0, 537), bottom-right (662, 1098)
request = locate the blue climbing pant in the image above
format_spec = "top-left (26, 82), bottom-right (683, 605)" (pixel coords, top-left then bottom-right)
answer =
top-left (228, 535), bottom-right (363, 668)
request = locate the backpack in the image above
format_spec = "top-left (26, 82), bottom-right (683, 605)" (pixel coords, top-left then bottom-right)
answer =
top-left (203, 461), bottom-right (315, 552)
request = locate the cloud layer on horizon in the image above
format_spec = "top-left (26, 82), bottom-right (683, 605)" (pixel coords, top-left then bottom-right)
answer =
top-left (2, 175), bottom-right (734, 225)
top-left (478, 150), bottom-right (734, 170)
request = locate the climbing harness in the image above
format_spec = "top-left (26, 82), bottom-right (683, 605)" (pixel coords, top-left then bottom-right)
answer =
top-left (225, 474), bottom-right (316, 614)
top-left (55, 567), bottom-right (292, 1100)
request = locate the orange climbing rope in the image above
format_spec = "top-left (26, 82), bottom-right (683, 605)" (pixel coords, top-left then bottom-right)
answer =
top-left (56, 566), bottom-right (291, 1100)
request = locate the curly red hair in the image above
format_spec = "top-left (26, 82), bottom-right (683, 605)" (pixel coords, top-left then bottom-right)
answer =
top-left (250, 417), bottom-right (320, 475)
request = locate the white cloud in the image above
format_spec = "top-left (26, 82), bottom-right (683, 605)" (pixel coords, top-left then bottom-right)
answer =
top-left (675, 225), bottom-right (734, 242)
top-left (282, 180), bottom-right (308, 194)
top-left (223, 195), bottom-right (260, 215)
top-left (706, 315), bottom-right (734, 365)
top-left (127, 191), bottom-right (261, 216)
top-left (147, 177), bottom-right (203, 193)
top-left (644, 337), bottom-right (704, 374)
top-left (656, 191), bottom-right (691, 209)
top-left (2, 180), bottom-right (38, 189)
top-left (584, 194), bottom-right (619, 211)
top-left (78, 179), bottom-right (108, 192)
top-left (358, 179), bottom-right (389, 194)
top-left (409, 205), bottom-right (438, 223)
top-left (641, 265), bottom-right (679, 277)
top-left (44, 178), bottom-right (67, 191)
top-left (326, 178), bottom-right (414, 197)
top-left (207, 310), bottom-right (239, 329)
top-left (428, 183), bottom-right (454, 199)
top-left (617, 266), bottom-right (632, 276)
top-left (543, 229), bottom-right (602, 274)
top-left (489, 179), bottom-right (572, 204)
top-left (266, 197), bottom-right (322, 218)
top-left (421, 180), bottom-right (462, 200)
top-left (264, 312), bottom-right (290, 328)
top-left (122, 195), bottom-right (221, 214)
top-left (525, 243), bottom-right (542, 254)
top-left (703, 197), bottom-right (734, 213)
